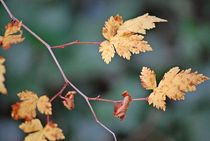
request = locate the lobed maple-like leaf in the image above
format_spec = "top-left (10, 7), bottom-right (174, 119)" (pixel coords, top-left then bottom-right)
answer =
top-left (20, 119), bottom-right (65, 141)
top-left (140, 67), bottom-right (157, 90)
top-left (37, 96), bottom-right (52, 115)
top-left (99, 13), bottom-right (166, 64)
top-left (114, 91), bottom-right (132, 120)
top-left (0, 21), bottom-right (24, 50)
top-left (11, 91), bottom-right (38, 120)
top-left (62, 91), bottom-right (76, 110)
top-left (139, 67), bottom-right (209, 111)
top-left (19, 119), bottom-right (43, 133)
top-left (11, 91), bottom-right (52, 120)
top-left (0, 56), bottom-right (7, 94)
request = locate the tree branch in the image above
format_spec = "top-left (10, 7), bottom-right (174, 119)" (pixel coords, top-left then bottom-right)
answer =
top-left (51, 40), bottom-right (101, 49)
top-left (0, 0), bottom-right (117, 140)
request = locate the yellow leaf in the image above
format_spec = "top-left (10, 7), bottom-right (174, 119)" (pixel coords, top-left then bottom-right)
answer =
top-left (0, 56), bottom-right (7, 94)
top-left (111, 33), bottom-right (152, 60)
top-left (43, 123), bottom-right (65, 140)
top-left (99, 41), bottom-right (115, 64)
top-left (24, 131), bottom-right (46, 141)
top-left (19, 119), bottom-right (43, 133)
top-left (140, 67), bottom-right (157, 90)
top-left (37, 95), bottom-right (52, 115)
top-left (0, 21), bottom-right (24, 50)
top-left (102, 15), bottom-right (123, 40)
top-left (11, 91), bottom-right (38, 120)
top-left (145, 67), bottom-right (209, 111)
top-left (22, 120), bottom-right (65, 141)
top-left (118, 13), bottom-right (167, 35)
top-left (100, 13), bottom-right (166, 64)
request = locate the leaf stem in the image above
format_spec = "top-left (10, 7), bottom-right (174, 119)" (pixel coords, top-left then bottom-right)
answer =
top-left (51, 40), bottom-right (101, 49)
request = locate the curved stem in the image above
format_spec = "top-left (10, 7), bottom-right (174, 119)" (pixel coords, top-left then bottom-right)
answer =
top-left (51, 40), bottom-right (101, 49)
top-left (0, 1), bottom-right (117, 140)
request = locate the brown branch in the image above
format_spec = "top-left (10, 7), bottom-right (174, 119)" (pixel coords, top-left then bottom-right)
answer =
top-left (50, 83), bottom-right (68, 102)
top-left (0, 1), bottom-right (117, 140)
top-left (88, 95), bottom-right (148, 103)
top-left (51, 40), bottom-right (102, 49)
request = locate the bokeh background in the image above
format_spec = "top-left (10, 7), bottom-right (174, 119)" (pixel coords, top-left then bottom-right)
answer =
top-left (0, 0), bottom-right (210, 141)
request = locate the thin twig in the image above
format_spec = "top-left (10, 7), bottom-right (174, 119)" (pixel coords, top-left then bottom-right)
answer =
top-left (0, 1), bottom-right (117, 140)
top-left (50, 83), bottom-right (68, 102)
top-left (88, 96), bottom-right (148, 103)
top-left (51, 40), bottom-right (101, 48)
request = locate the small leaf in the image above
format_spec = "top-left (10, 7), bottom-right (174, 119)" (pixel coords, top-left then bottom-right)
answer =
top-left (37, 95), bottom-right (52, 115)
top-left (0, 56), bottom-right (7, 94)
top-left (140, 67), bottom-right (157, 90)
top-left (11, 91), bottom-right (38, 120)
top-left (102, 15), bottom-right (123, 40)
top-left (114, 91), bottom-right (132, 120)
top-left (0, 21), bottom-right (24, 50)
top-left (63, 91), bottom-right (76, 110)
top-left (99, 41), bottom-right (115, 64)
top-left (43, 123), bottom-right (65, 140)
top-left (19, 119), bottom-right (43, 133)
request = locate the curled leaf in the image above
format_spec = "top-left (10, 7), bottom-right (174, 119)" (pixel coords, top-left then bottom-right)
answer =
top-left (37, 95), bottom-right (52, 115)
top-left (0, 21), bottom-right (24, 50)
top-left (0, 56), bottom-right (7, 94)
top-left (114, 91), bottom-right (132, 120)
top-left (63, 91), bottom-right (76, 110)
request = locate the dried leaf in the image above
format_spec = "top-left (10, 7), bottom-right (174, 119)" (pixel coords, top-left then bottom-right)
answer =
top-left (140, 67), bottom-right (157, 90)
top-left (99, 41), bottom-right (115, 64)
top-left (11, 91), bottom-right (38, 120)
top-left (37, 95), bottom-right (52, 115)
top-left (0, 21), bottom-right (24, 49)
top-left (102, 15), bottom-right (123, 40)
top-left (100, 13), bottom-right (166, 64)
top-left (43, 123), bottom-right (65, 140)
top-left (114, 91), bottom-right (132, 120)
top-left (118, 13), bottom-right (167, 35)
top-left (0, 56), bottom-right (7, 94)
top-left (19, 119), bottom-right (43, 133)
top-left (63, 91), bottom-right (76, 110)
top-left (111, 33), bottom-right (152, 60)
top-left (23, 121), bottom-right (65, 141)
top-left (142, 67), bottom-right (209, 111)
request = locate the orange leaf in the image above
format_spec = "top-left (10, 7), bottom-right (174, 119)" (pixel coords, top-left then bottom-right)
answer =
top-left (37, 95), bottom-right (52, 115)
top-left (63, 91), bottom-right (76, 110)
top-left (0, 21), bottom-right (24, 50)
top-left (114, 91), bottom-right (132, 120)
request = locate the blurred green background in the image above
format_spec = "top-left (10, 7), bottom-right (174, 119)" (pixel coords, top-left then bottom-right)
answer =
top-left (0, 0), bottom-right (210, 141)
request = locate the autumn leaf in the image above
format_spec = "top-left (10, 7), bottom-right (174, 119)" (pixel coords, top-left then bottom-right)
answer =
top-left (20, 119), bottom-right (65, 141)
top-left (0, 20), bottom-right (24, 50)
top-left (114, 91), bottom-right (132, 120)
top-left (19, 119), bottom-right (43, 133)
top-left (99, 13), bottom-right (166, 64)
top-left (62, 91), bottom-right (76, 110)
top-left (0, 56), bottom-right (7, 94)
top-left (37, 95), bottom-right (52, 115)
top-left (11, 91), bottom-right (52, 120)
top-left (140, 67), bottom-right (157, 90)
top-left (139, 67), bottom-right (209, 111)
top-left (11, 91), bottom-right (38, 120)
